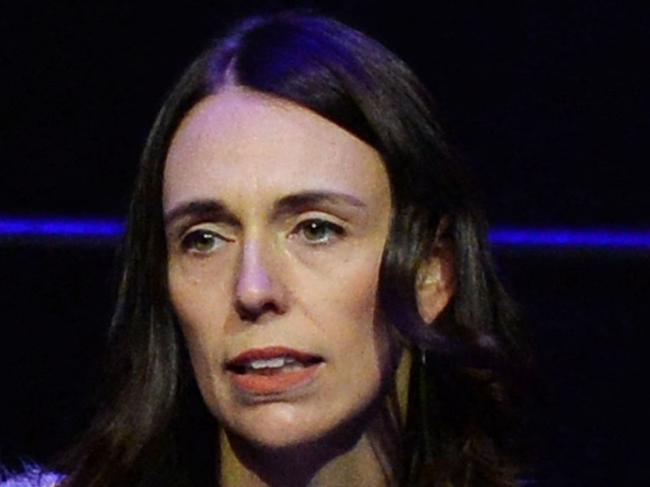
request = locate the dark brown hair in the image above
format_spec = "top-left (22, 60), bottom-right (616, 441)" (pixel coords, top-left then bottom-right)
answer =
top-left (57, 10), bottom-right (533, 487)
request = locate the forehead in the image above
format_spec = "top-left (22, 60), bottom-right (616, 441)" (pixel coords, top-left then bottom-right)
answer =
top-left (163, 88), bottom-right (391, 212)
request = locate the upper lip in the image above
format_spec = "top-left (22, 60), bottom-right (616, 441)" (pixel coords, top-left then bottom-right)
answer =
top-left (226, 346), bottom-right (324, 369)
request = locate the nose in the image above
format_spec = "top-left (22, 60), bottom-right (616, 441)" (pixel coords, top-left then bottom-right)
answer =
top-left (234, 238), bottom-right (287, 322)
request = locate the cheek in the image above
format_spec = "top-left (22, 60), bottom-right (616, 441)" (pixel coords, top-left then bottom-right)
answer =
top-left (167, 266), bottom-right (229, 378)
top-left (313, 254), bottom-right (395, 419)
top-left (337, 253), bottom-right (394, 381)
top-left (310, 250), bottom-right (387, 355)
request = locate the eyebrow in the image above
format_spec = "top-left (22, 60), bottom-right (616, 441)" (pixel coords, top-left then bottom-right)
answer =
top-left (163, 190), bottom-right (367, 227)
top-left (273, 191), bottom-right (367, 217)
top-left (163, 199), bottom-right (238, 228)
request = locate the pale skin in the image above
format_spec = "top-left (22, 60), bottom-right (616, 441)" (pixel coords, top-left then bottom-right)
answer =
top-left (163, 87), bottom-right (453, 486)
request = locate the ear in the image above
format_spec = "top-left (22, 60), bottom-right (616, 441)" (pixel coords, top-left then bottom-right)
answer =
top-left (415, 227), bottom-right (455, 325)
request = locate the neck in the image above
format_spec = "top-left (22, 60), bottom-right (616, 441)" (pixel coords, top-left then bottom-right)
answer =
top-left (218, 351), bottom-right (412, 487)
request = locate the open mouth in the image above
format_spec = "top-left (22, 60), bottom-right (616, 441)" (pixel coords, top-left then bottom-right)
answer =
top-left (226, 347), bottom-right (324, 395)
top-left (227, 355), bottom-right (323, 375)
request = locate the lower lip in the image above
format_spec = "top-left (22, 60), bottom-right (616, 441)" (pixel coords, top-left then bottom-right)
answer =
top-left (229, 363), bottom-right (322, 396)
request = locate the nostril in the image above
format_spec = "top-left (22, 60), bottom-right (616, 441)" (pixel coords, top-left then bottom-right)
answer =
top-left (234, 300), bottom-right (280, 323)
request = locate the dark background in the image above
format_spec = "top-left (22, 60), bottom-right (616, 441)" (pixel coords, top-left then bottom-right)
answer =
top-left (1, 2), bottom-right (648, 485)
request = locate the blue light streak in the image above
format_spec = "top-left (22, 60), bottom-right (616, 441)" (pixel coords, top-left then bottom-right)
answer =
top-left (0, 217), bottom-right (124, 242)
top-left (1, 217), bottom-right (649, 249)
top-left (491, 227), bottom-right (650, 249)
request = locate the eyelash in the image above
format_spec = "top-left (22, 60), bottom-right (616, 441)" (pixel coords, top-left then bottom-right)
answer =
top-left (293, 218), bottom-right (345, 245)
top-left (180, 229), bottom-right (226, 254)
top-left (179, 218), bottom-right (345, 254)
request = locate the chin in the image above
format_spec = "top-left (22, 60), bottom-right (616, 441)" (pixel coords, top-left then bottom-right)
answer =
top-left (223, 399), bottom-right (382, 459)
top-left (243, 427), bottom-right (320, 450)
top-left (227, 401), bottom-right (334, 449)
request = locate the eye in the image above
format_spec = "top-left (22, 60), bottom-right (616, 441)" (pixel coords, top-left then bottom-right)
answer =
top-left (295, 219), bottom-right (345, 245)
top-left (180, 229), bottom-right (225, 254)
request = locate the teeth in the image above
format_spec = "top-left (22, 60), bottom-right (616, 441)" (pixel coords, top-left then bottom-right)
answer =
top-left (249, 357), bottom-right (297, 370)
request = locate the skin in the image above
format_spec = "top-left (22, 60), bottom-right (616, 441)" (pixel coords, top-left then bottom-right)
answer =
top-left (163, 88), bottom-right (452, 486)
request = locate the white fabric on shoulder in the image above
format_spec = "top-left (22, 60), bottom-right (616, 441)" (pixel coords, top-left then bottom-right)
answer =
top-left (1, 466), bottom-right (63, 487)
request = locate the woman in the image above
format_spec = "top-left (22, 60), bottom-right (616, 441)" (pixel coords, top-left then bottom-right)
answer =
top-left (15, 10), bottom-right (533, 487)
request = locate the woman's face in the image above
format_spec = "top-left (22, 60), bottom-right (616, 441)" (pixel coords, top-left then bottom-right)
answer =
top-left (163, 88), bottom-right (394, 448)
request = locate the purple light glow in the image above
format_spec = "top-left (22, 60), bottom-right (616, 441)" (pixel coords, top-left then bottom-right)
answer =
top-left (1, 217), bottom-right (649, 249)
top-left (0, 217), bottom-right (124, 240)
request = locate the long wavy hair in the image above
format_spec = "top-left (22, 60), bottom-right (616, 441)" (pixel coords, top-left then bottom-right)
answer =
top-left (57, 11), bottom-right (533, 487)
